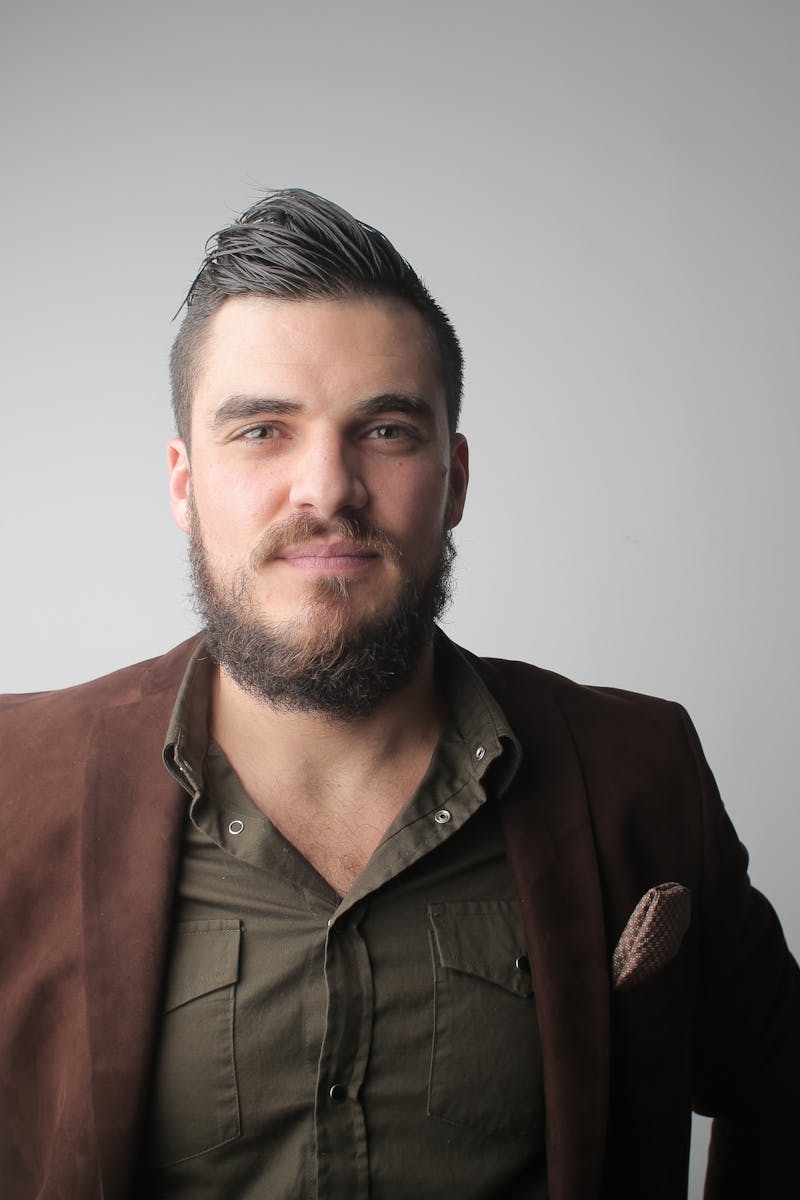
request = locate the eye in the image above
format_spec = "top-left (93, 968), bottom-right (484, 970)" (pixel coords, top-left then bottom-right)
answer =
top-left (241, 424), bottom-right (278, 441)
top-left (366, 423), bottom-right (419, 442)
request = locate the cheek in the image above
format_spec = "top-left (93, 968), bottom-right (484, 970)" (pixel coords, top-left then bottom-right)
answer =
top-left (193, 466), bottom-right (282, 542)
top-left (380, 465), bottom-right (451, 544)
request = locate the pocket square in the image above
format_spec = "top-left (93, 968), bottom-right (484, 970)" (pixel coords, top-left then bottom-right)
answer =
top-left (612, 883), bottom-right (691, 991)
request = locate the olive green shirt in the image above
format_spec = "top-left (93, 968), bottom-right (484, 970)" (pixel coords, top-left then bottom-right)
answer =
top-left (142, 635), bottom-right (547, 1199)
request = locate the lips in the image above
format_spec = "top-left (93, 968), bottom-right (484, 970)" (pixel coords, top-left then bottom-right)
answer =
top-left (278, 541), bottom-right (378, 560)
top-left (249, 515), bottom-right (403, 572)
top-left (274, 541), bottom-right (381, 572)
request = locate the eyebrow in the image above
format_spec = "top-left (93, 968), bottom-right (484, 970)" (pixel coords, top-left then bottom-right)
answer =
top-left (210, 392), bottom-right (436, 428)
top-left (210, 396), bottom-right (301, 428)
top-left (355, 393), bottom-right (436, 421)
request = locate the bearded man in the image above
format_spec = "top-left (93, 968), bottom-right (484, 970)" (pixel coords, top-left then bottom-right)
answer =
top-left (1, 190), bottom-right (798, 1200)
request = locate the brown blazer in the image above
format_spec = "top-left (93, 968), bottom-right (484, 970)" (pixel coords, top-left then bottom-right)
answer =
top-left (1, 637), bottom-right (798, 1199)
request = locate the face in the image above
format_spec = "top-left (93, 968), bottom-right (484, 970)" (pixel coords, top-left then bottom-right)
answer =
top-left (168, 294), bottom-right (469, 715)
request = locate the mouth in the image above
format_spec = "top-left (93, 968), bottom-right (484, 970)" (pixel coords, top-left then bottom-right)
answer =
top-left (273, 541), bottom-right (382, 574)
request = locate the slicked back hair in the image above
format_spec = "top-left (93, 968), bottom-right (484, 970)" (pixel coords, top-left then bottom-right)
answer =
top-left (170, 189), bottom-right (463, 447)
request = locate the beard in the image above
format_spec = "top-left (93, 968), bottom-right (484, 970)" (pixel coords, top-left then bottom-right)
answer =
top-left (188, 504), bottom-right (455, 721)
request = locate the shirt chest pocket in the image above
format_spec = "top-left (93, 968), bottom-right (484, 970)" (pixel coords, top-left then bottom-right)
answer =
top-left (427, 901), bottom-right (544, 1137)
top-left (147, 920), bottom-right (242, 1167)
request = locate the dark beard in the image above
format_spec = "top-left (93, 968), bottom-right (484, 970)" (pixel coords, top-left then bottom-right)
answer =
top-left (188, 510), bottom-right (455, 721)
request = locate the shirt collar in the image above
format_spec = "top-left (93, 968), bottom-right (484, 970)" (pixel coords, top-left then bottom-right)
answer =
top-left (162, 640), bottom-right (215, 797)
top-left (162, 629), bottom-right (523, 800)
top-left (432, 628), bottom-right (523, 799)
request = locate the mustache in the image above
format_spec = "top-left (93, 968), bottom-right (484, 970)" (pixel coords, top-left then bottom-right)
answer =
top-left (248, 514), bottom-right (404, 571)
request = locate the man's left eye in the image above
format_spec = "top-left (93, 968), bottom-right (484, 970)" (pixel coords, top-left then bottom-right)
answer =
top-left (367, 424), bottom-right (409, 440)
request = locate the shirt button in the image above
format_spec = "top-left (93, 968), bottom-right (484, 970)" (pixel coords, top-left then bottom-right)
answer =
top-left (329, 1083), bottom-right (348, 1103)
top-left (475, 745), bottom-right (486, 761)
top-left (515, 954), bottom-right (531, 973)
top-left (433, 809), bottom-right (452, 824)
top-left (228, 819), bottom-right (245, 835)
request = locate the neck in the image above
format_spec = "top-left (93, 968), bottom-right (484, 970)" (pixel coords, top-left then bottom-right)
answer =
top-left (207, 640), bottom-right (445, 895)
top-left (209, 640), bottom-right (443, 792)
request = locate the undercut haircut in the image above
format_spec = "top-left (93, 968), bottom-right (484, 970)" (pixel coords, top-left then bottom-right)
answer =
top-left (170, 189), bottom-right (463, 445)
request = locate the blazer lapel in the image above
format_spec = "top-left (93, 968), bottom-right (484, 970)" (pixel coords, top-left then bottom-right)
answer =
top-left (80, 645), bottom-right (195, 1200)
top-left (493, 668), bottom-right (610, 1200)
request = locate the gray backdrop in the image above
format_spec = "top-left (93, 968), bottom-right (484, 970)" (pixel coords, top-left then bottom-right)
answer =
top-left (3, 2), bottom-right (798, 1193)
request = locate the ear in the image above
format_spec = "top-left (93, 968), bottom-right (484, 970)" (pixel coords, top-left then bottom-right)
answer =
top-left (167, 438), bottom-right (191, 533)
top-left (446, 434), bottom-right (469, 530)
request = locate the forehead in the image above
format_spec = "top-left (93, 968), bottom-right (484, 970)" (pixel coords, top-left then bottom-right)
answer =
top-left (192, 294), bottom-right (446, 425)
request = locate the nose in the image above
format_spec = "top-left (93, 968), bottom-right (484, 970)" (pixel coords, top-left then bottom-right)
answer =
top-left (288, 432), bottom-right (368, 519)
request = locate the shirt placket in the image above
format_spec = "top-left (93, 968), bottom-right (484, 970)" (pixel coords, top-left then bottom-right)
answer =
top-left (314, 907), bottom-right (373, 1200)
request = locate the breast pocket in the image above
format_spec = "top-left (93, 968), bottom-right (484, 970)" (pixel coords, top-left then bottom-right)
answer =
top-left (427, 900), bottom-right (543, 1136)
top-left (147, 919), bottom-right (242, 1167)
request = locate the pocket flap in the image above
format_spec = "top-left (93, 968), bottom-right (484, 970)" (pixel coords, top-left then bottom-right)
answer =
top-left (163, 920), bottom-right (241, 1013)
top-left (428, 901), bottom-right (532, 997)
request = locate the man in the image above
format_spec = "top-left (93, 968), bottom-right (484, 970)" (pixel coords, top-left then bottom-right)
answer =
top-left (1, 190), bottom-right (798, 1200)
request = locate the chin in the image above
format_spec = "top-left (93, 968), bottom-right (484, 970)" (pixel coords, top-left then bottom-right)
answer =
top-left (190, 519), bottom-right (456, 718)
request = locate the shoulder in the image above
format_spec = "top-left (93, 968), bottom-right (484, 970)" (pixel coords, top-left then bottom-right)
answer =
top-left (461, 644), bottom-right (686, 730)
top-left (453, 642), bottom-right (700, 790)
top-left (461, 646), bottom-right (716, 885)
top-left (0, 636), bottom-right (202, 750)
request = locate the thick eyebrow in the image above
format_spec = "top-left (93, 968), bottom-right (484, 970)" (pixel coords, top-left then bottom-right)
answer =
top-left (354, 393), bottom-right (436, 422)
top-left (210, 392), bottom-right (436, 429)
top-left (210, 396), bottom-right (301, 428)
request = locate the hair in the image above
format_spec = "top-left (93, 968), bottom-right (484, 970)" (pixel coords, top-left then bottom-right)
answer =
top-left (170, 188), bottom-right (463, 445)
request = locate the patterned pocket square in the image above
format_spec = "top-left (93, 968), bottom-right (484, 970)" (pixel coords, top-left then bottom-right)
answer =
top-left (612, 882), bottom-right (691, 991)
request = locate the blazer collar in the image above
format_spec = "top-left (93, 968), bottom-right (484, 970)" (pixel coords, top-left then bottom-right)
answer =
top-left (484, 658), bottom-right (610, 1200)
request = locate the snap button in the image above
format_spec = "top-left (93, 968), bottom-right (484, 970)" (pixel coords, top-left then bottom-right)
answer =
top-left (475, 745), bottom-right (486, 761)
top-left (433, 809), bottom-right (452, 824)
top-left (228, 819), bottom-right (245, 835)
top-left (329, 1083), bottom-right (347, 1103)
top-left (515, 954), bottom-right (530, 973)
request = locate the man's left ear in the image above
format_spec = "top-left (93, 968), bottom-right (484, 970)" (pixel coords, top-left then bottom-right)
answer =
top-left (167, 438), bottom-right (192, 534)
top-left (447, 434), bottom-right (469, 530)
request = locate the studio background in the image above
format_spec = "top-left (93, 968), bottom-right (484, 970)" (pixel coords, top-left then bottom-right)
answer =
top-left (2, 2), bottom-right (797, 1193)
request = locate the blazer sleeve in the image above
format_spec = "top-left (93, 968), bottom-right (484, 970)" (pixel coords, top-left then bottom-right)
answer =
top-left (681, 708), bottom-right (800, 1199)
